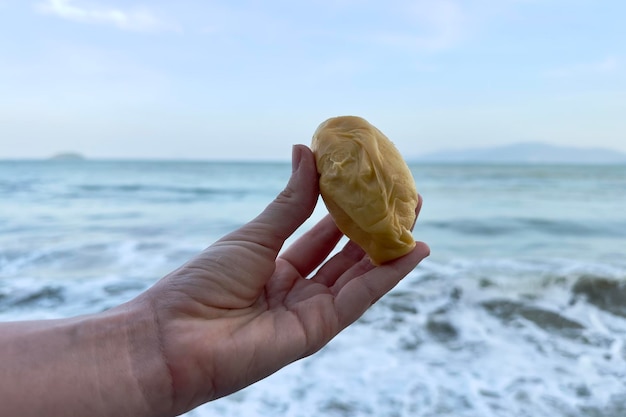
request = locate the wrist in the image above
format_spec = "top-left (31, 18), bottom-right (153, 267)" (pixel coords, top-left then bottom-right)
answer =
top-left (98, 297), bottom-right (174, 417)
top-left (0, 300), bottom-right (173, 417)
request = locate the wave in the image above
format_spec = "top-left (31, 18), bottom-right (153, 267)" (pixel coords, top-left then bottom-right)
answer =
top-left (426, 217), bottom-right (626, 238)
top-left (1, 181), bottom-right (277, 203)
top-left (0, 179), bottom-right (40, 193)
top-left (0, 285), bottom-right (65, 311)
top-left (74, 184), bottom-right (263, 198)
top-left (571, 275), bottom-right (626, 318)
top-left (3, 254), bottom-right (626, 417)
top-left (195, 258), bottom-right (626, 417)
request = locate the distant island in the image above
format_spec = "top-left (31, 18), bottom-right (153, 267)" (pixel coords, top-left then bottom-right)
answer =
top-left (413, 142), bottom-right (626, 164)
top-left (49, 152), bottom-right (86, 161)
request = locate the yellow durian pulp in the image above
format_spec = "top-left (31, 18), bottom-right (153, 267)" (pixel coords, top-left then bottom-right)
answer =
top-left (311, 116), bottom-right (418, 265)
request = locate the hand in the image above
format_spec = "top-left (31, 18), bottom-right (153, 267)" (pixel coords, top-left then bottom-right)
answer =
top-left (0, 144), bottom-right (428, 417)
top-left (138, 144), bottom-right (430, 414)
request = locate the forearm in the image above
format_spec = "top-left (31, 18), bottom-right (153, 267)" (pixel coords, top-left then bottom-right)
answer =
top-left (0, 300), bottom-right (173, 417)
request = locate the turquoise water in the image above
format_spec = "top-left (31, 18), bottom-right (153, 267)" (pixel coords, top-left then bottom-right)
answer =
top-left (1, 160), bottom-right (626, 416)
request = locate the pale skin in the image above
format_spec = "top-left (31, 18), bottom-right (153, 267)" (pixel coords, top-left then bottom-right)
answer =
top-left (0, 145), bottom-right (430, 417)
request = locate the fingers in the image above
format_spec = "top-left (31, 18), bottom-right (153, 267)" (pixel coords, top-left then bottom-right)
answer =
top-left (278, 193), bottom-right (424, 281)
top-left (311, 240), bottom-right (368, 286)
top-left (333, 241), bottom-right (430, 330)
top-left (313, 192), bottom-right (425, 287)
top-left (220, 145), bottom-right (320, 256)
top-left (330, 192), bottom-right (428, 328)
top-left (278, 214), bottom-right (344, 278)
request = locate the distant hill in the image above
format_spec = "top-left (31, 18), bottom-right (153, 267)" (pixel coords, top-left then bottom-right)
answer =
top-left (414, 142), bottom-right (626, 164)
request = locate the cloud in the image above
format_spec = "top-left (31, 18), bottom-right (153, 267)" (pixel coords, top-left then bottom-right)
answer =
top-left (35, 0), bottom-right (177, 32)
top-left (545, 56), bottom-right (620, 78)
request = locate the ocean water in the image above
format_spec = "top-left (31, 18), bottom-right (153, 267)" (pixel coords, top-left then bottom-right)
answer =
top-left (1, 159), bottom-right (626, 416)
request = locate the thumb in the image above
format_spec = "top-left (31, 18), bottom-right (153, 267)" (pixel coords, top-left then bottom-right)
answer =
top-left (221, 145), bottom-right (319, 256)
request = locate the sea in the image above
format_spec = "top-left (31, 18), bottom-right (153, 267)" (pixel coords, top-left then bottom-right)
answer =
top-left (1, 159), bottom-right (625, 417)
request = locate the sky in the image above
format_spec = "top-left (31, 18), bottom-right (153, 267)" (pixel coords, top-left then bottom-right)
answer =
top-left (1, 0), bottom-right (625, 160)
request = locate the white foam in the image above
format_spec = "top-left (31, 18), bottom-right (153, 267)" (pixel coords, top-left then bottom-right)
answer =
top-left (184, 259), bottom-right (626, 417)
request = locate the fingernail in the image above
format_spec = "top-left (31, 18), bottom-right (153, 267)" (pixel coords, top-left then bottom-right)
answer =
top-left (292, 145), bottom-right (302, 173)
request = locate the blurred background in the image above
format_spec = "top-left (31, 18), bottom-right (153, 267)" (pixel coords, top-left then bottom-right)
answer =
top-left (1, 1), bottom-right (626, 416)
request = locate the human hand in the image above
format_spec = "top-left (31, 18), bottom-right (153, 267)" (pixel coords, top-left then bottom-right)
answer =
top-left (136, 144), bottom-right (430, 415)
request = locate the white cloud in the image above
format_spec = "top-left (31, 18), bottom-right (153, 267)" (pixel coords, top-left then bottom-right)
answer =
top-left (35, 0), bottom-right (177, 32)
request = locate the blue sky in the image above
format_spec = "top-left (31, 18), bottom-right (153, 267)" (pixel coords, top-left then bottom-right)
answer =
top-left (1, 0), bottom-right (625, 160)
